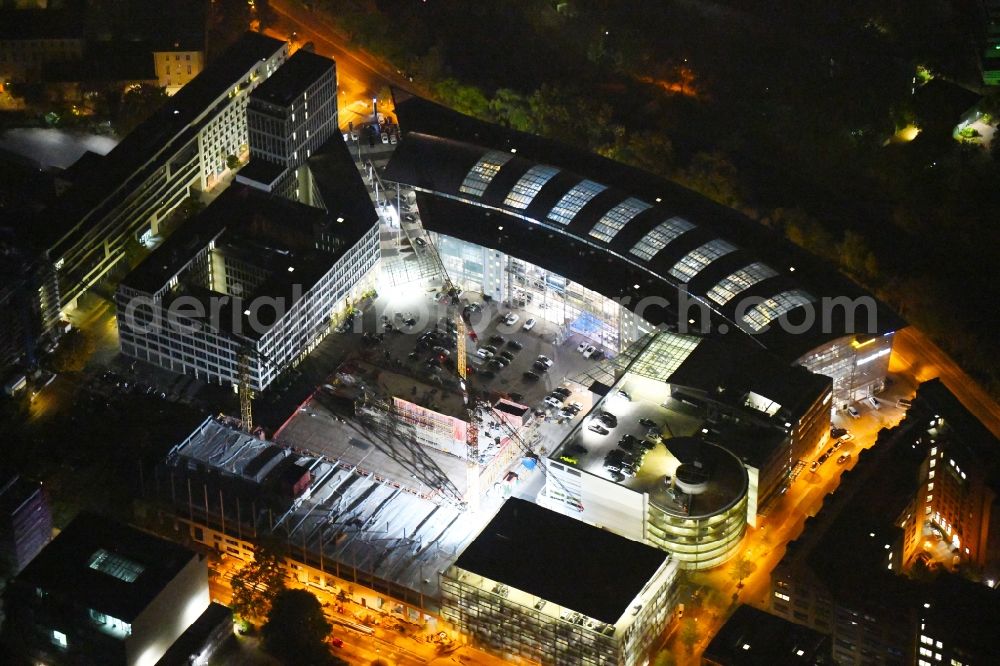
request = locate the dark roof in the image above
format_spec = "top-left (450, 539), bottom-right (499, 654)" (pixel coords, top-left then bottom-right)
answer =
top-left (42, 41), bottom-right (157, 83)
top-left (43, 32), bottom-right (285, 254)
top-left (922, 574), bottom-right (1000, 661)
top-left (0, 2), bottom-right (85, 39)
top-left (0, 473), bottom-right (43, 518)
top-left (250, 49), bottom-right (334, 108)
top-left (306, 132), bottom-right (380, 235)
top-left (704, 604), bottom-right (832, 665)
top-left (236, 158), bottom-right (287, 188)
top-left (912, 378), bottom-right (999, 465)
top-left (386, 94), bottom-right (905, 363)
top-left (454, 498), bottom-right (668, 624)
top-left (15, 512), bottom-right (198, 622)
top-left (155, 602), bottom-right (232, 666)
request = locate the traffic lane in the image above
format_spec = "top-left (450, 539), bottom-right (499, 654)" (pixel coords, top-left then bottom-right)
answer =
top-left (269, 0), bottom-right (418, 95)
top-left (892, 327), bottom-right (1000, 439)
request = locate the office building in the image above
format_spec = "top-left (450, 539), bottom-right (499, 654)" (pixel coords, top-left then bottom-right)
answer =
top-left (2, 512), bottom-right (210, 666)
top-left (38, 32), bottom-right (287, 316)
top-left (239, 49), bottom-right (338, 201)
top-left (703, 604), bottom-right (832, 665)
top-left (116, 146), bottom-right (379, 391)
top-left (440, 498), bottom-right (680, 666)
top-left (896, 379), bottom-right (1000, 580)
top-left (0, 473), bottom-right (51, 575)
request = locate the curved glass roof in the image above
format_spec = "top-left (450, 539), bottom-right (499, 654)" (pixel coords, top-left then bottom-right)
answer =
top-left (741, 289), bottom-right (815, 332)
top-left (547, 179), bottom-right (608, 226)
top-left (589, 197), bottom-right (652, 242)
top-left (706, 262), bottom-right (779, 306)
top-left (504, 165), bottom-right (560, 209)
top-left (669, 239), bottom-right (737, 282)
top-left (460, 150), bottom-right (514, 197)
top-left (630, 216), bottom-right (696, 261)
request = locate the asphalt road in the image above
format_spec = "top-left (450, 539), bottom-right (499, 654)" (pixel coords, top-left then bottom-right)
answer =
top-left (891, 327), bottom-right (1000, 439)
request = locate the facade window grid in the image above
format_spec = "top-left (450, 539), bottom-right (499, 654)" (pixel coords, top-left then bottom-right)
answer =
top-left (742, 289), bottom-right (815, 332)
top-left (629, 216), bottom-right (696, 261)
top-left (668, 239), bottom-right (737, 282)
top-left (503, 165), bottom-right (560, 209)
top-left (706, 261), bottom-right (779, 305)
top-left (589, 197), bottom-right (652, 242)
top-left (459, 151), bottom-right (513, 197)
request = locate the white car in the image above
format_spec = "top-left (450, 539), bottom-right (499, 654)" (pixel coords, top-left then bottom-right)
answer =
top-left (576, 341), bottom-right (588, 353)
top-left (522, 317), bottom-right (536, 331)
top-left (866, 396), bottom-right (880, 410)
top-left (504, 313), bottom-right (520, 326)
top-left (536, 355), bottom-right (554, 368)
top-left (846, 405), bottom-right (861, 419)
top-left (476, 348), bottom-right (495, 359)
top-left (582, 345), bottom-right (597, 358)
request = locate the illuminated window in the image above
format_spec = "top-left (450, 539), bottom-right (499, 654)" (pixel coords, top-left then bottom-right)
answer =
top-left (589, 197), bottom-right (651, 242)
top-left (669, 239), bottom-right (737, 282)
top-left (51, 630), bottom-right (67, 648)
top-left (774, 591), bottom-right (790, 601)
top-left (548, 179), bottom-right (608, 225)
top-left (88, 549), bottom-right (145, 583)
top-left (504, 165), bottom-right (559, 209)
top-left (741, 289), bottom-right (815, 332)
top-left (460, 150), bottom-right (513, 197)
top-left (629, 216), bottom-right (695, 261)
top-left (707, 261), bottom-right (778, 305)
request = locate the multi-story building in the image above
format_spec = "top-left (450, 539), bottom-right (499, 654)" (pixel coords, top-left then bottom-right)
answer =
top-left (767, 383), bottom-right (1000, 665)
top-left (116, 159), bottom-right (379, 391)
top-left (704, 604), bottom-right (833, 665)
top-left (440, 498), bottom-right (680, 666)
top-left (153, 47), bottom-right (205, 95)
top-left (0, 3), bottom-right (85, 84)
top-left (2, 512), bottom-right (210, 666)
top-left (897, 379), bottom-right (1000, 579)
top-left (542, 330), bottom-right (830, 569)
top-left (0, 473), bottom-right (51, 575)
top-left (238, 48), bottom-right (338, 201)
top-left (384, 94), bottom-right (905, 410)
top-left (40, 31), bottom-right (287, 315)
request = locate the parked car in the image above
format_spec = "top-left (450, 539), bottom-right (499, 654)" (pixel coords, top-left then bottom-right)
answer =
top-left (597, 411), bottom-right (618, 427)
top-left (532, 360), bottom-right (550, 372)
top-left (489, 334), bottom-right (505, 344)
top-left (588, 423), bottom-right (610, 436)
top-left (582, 345), bottom-right (597, 358)
top-left (504, 313), bottom-right (520, 326)
top-left (576, 341), bottom-right (589, 353)
top-left (476, 348), bottom-right (494, 359)
top-left (506, 339), bottom-right (523, 350)
top-left (837, 453), bottom-right (851, 464)
top-left (544, 395), bottom-right (564, 408)
top-left (552, 386), bottom-right (571, 398)
top-left (536, 355), bottom-right (554, 368)
top-left (499, 350), bottom-right (515, 361)
top-left (846, 405), bottom-right (861, 419)
top-left (896, 398), bottom-right (913, 409)
top-left (414, 237), bottom-right (427, 247)
top-left (810, 460), bottom-right (820, 472)
top-left (616, 389), bottom-right (631, 401)
top-left (639, 418), bottom-right (659, 428)
top-left (866, 396), bottom-right (880, 410)
top-left (523, 371), bottom-right (541, 382)
top-left (831, 427), bottom-right (848, 439)
top-left (522, 317), bottom-right (536, 331)
top-left (403, 213), bottom-right (416, 222)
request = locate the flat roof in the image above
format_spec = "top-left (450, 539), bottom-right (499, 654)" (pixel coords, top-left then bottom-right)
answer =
top-left (454, 498), bottom-right (668, 625)
top-left (121, 183), bottom-right (368, 339)
top-left (15, 512), bottom-right (197, 622)
top-left (250, 49), bottom-right (334, 108)
top-left (386, 93), bottom-right (906, 363)
top-left (235, 158), bottom-right (286, 187)
top-left (41, 32), bottom-right (285, 254)
top-left (704, 604), bottom-right (832, 665)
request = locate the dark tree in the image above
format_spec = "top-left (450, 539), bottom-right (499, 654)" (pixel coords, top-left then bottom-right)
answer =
top-left (230, 543), bottom-right (287, 620)
top-left (262, 588), bottom-right (345, 666)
